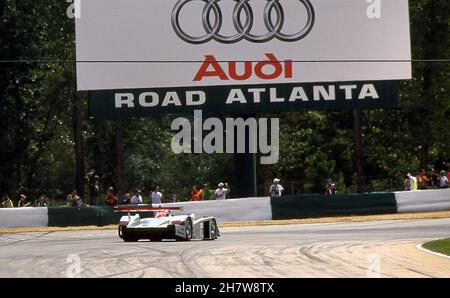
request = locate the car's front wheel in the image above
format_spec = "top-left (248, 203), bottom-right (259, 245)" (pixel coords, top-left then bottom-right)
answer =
top-left (184, 218), bottom-right (193, 241)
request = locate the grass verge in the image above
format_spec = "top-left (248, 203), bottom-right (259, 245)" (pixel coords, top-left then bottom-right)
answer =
top-left (422, 238), bottom-right (450, 256)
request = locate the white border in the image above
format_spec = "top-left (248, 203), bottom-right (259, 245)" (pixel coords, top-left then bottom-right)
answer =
top-left (416, 242), bottom-right (450, 260)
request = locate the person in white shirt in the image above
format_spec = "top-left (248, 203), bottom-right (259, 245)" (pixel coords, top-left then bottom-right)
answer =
top-left (130, 190), bottom-right (143, 205)
top-left (151, 186), bottom-right (163, 204)
top-left (269, 178), bottom-right (284, 198)
top-left (214, 183), bottom-right (230, 200)
top-left (439, 171), bottom-right (449, 188)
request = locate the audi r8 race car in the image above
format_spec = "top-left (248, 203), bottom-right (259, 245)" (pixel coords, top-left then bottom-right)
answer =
top-left (114, 205), bottom-right (219, 242)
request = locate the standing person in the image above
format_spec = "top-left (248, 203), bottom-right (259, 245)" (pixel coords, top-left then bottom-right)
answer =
top-left (87, 170), bottom-right (100, 206)
top-left (438, 170), bottom-right (449, 188)
top-left (428, 168), bottom-right (438, 188)
top-left (447, 166), bottom-right (450, 183)
top-left (104, 187), bottom-right (118, 206)
top-left (404, 173), bottom-right (417, 191)
top-left (195, 184), bottom-right (205, 201)
top-left (67, 190), bottom-right (83, 207)
top-left (189, 185), bottom-right (198, 201)
top-left (36, 195), bottom-right (48, 207)
top-left (417, 169), bottom-right (429, 190)
top-left (172, 194), bottom-right (179, 203)
top-left (130, 190), bottom-right (143, 205)
top-left (122, 193), bottom-right (131, 205)
top-left (1, 195), bottom-right (14, 208)
top-left (269, 178), bottom-right (284, 198)
top-left (151, 186), bottom-right (163, 205)
top-left (214, 183), bottom-right (230, 200)
top-left (324, 179), bottom-right (337, 195)
top-left (18, 194), bottom-right (32, 207)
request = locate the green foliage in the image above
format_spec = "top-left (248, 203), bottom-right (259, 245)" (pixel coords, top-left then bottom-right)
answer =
top-left (0, 0), bottom-right (449, 200)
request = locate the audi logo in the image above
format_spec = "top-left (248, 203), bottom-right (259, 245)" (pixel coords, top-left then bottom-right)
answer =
top-left (171, 0), bottom-right (315, 44)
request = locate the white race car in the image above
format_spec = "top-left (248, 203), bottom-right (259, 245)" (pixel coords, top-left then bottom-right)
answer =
top-left (114, 205), bottom-right (220, 242)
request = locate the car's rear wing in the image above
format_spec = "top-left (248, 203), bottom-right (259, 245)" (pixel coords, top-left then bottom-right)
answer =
top-left (114, 205), bottom-right (184, 213)
top-left (114, 205), bottom-right (184, 222)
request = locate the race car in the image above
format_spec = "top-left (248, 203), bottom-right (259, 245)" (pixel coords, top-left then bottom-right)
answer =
top-left (114, 205), bottom-right (220, 242)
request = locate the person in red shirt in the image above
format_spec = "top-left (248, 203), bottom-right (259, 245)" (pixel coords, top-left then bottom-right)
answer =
top-left (447, 167), bottom-right (450, 182)
top-left (104, 187), bottom-right (118, 206)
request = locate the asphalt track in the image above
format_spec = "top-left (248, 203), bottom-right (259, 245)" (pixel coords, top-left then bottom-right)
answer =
top-left (0, 218), bottom-right (449, 278)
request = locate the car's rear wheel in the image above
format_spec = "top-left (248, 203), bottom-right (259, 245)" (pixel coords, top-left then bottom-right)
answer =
top-left (118, 225), bottom-right (126, 238)
top-left (119, 225), bottom-right (138, 242)
top-left (123, 237), bottom-right (138, 242)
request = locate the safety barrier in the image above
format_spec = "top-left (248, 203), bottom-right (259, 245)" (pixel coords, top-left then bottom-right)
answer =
top-left (0, 207), bottom-right (48, 228)
top-left (167, 197), bottom-right (272, 222)
top-left (1, 190), bottom-right (449, 228)
top-left (271, 193), bottom-right (398, 220)
top-left (395, 189), bottom-right (450, 213)
top-left (47, 206), bottom-right (121, 227)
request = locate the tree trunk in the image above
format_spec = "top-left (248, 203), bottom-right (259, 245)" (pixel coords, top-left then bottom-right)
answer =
top-left (353, 109), bottom-right (365, 192)
top-left (115, 121), bottom-right (125, 194)
top-left (419, 1), bottom-right (439, 169)
top-left (72, 85), bottom-right (85, 197)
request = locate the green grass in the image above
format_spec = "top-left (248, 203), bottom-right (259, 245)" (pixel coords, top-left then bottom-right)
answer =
top-left (423, 238), bottom-right (450, 256)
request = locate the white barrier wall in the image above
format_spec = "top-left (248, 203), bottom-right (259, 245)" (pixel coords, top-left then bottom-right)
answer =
top-left (166, 197), bottom-right (272, 222)
top-left (0, 207), bottom-right (48, 228)
top-left (395, 189), bottom-right (450, 213)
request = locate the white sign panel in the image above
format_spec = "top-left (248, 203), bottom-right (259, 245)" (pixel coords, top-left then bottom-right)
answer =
top-left (76, 0), bottom-right (411, 91)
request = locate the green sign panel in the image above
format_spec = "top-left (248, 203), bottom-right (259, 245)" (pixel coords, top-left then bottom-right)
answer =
top-left (89, 81), bottom-right (398, 119)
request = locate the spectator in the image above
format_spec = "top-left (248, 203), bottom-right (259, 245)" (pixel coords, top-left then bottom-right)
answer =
top-left (428, 168), bottom-right (438, 188)
top-left (189, 185), bottom-right (198, 201)
top-left (438, 170), bottom-right (449, 189)
top-left (214, 182), bottom-right (230, 200)
top-left (151, 186), bottom-right (163, 205)
top-left (104, 187), bottom-right (118, 206)
top-left (269, 178), bottom-right (284, 198)
top-left (18, 194), bottom-right (32, 207)
top-left (172, 194), bottom-right (179, 203)
top-left (1, 195), bottom-right (14, 208)
top-left (122, 193), bottom-right (131, 205)
top-left (417, 169), bottom-right (429, 190)
top-left (130, 190), bottom-right (143, 205)
top-left (195, 184), bottom-right (205, 201)
top-left (36, 195), bottom-right (47, 207)
top-left (324, 179), bottom-right (337, 195)
top-left (87, 169), bottom-right (100, 206)
top-left (67, 190), bottom-right (83, 207)
top-left (404, 173), bottom-right (418, 191)
top-left (447, 167), bottom-right (450, 182)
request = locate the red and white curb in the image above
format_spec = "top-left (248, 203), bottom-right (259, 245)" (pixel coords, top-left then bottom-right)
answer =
top-left (416, 242), bottom-right (450, 260)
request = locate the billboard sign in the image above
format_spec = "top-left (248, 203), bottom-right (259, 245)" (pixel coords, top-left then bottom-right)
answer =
top-left (75, 0), bottom-right (411, 116)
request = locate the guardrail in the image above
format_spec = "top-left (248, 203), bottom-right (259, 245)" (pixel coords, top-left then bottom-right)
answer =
top-left (0, 189), bottom-right (449, 228)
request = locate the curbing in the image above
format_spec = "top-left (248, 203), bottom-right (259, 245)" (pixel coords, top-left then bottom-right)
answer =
top-left (416, 243), bottom-right (450, 260)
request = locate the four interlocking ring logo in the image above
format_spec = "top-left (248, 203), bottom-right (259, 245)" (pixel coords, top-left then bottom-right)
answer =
top-left (171, 0), bottom-right (315, 44)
